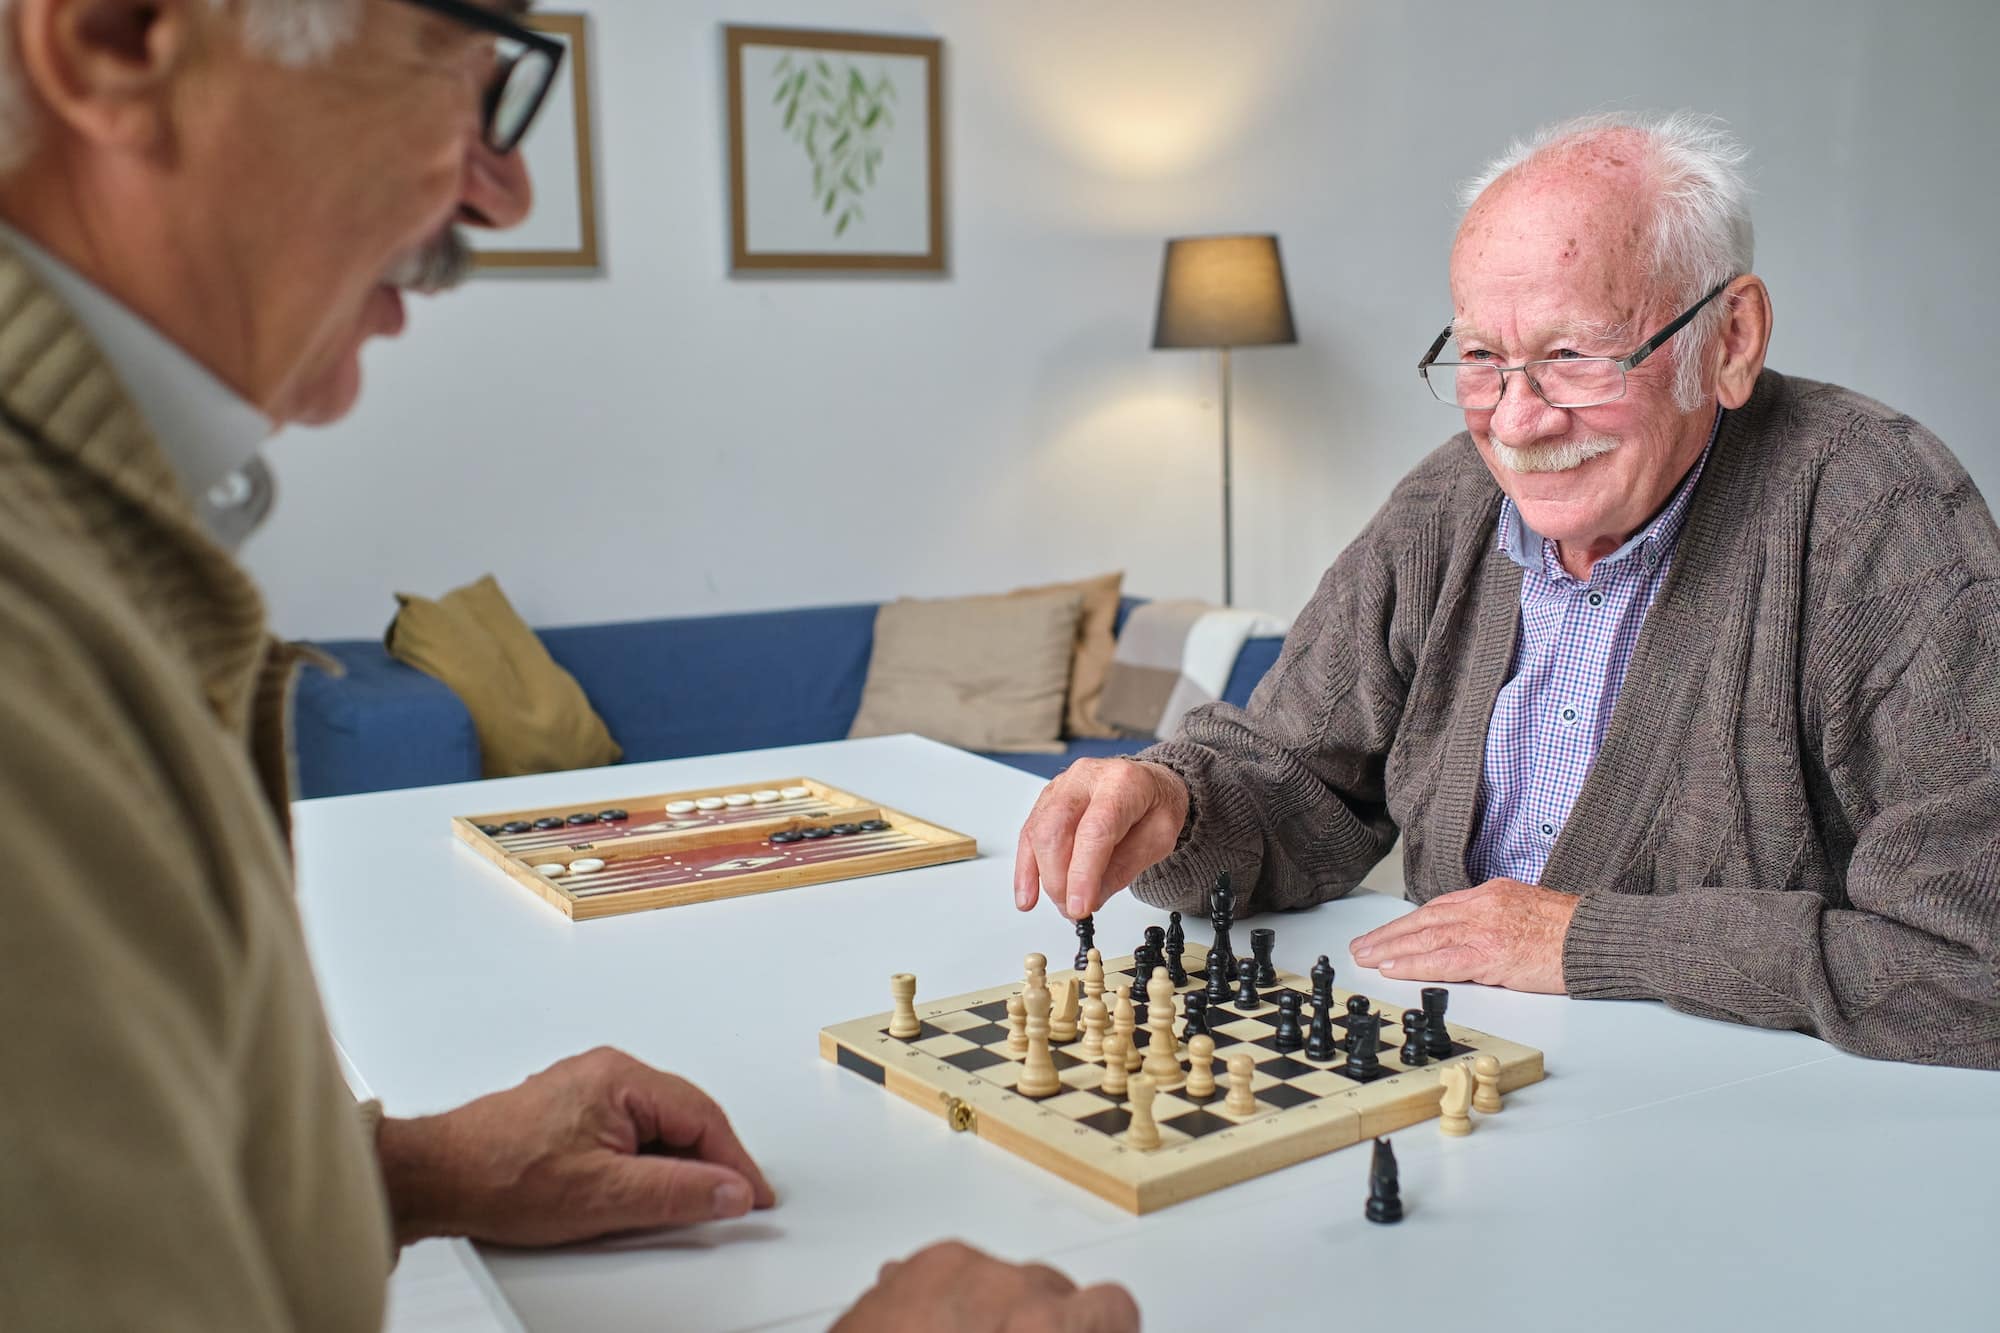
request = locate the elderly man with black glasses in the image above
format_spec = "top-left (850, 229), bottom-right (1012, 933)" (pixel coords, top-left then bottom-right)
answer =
top-left (1014, 110), bottom-right (2000, 1072)
top-left (0, 1), bottom-right (1138, 1329)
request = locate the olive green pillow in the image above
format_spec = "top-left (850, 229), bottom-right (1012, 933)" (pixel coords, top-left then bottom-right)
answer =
top-left (848, 589), bottom-right (1085, 753)
top-left (386, 574), bottom-right (621, 778)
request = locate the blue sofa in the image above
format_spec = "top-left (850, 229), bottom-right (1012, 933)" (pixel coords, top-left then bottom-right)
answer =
top-left (291, 598), bottom-right (1286, 799)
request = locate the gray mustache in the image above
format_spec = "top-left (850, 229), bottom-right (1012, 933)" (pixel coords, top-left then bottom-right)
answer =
top-left (384, 228), bottom-right (472, 294)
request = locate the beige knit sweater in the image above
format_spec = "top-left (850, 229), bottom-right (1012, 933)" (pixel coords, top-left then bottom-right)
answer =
top-left (1136, 370), bottom-right (2000, 1068)
top-left (0, 244), bottom-right (391, 1327)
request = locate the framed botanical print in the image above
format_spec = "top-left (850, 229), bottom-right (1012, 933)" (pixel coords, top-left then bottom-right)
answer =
top-left (725, 25), bottom-right (946, 272)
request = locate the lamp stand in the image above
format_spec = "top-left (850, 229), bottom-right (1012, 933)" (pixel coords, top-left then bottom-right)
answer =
top-left (1218, 346), bottom-right (1235, 607)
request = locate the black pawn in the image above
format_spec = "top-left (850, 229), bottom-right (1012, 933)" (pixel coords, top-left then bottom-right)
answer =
top-left (1272, 993), bottom-right (1304, 1053)
top-left (1234, 957), bottom-right (1260, 1010)
top-left (1205, 946), bottom-right (1234, 1006)
top-left (1181, 990), bottom-right (1210, 1042)
top-left (1250, 927), bottom-right (1278, 986)
top-left (1342, 1012), bottom-right (1383, 1081)
top-left (1142, 925), bottom-right (1167, 977)
top-left (1310, 954), bottom-right (1335, 1007)
top-left (1305, 993), bottom-right (1337, 1061)
top-left (1365, 1138), bottom-right (1404, 1224)
top-left (1421, 986), bottom-right (1453, 1058)
top-left (1398, 1009), bottom-right (1428, 1066)
top-left (1131, 956), bottom-right (1154, 1025)
top-left (1344, 993), bottom-right (1372, 1048)
top-left (1073, 915), bottom-right (1096, 971)
top-left (1165, 912), bottom-right (1188, 985)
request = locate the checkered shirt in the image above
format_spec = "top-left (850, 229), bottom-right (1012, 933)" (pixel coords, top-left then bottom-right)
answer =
top-left (1466, 417), bottom-right (1719, 886)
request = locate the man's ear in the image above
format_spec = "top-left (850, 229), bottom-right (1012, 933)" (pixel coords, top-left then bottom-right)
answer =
top-left (9, 0), bottom-right (199, 156)
top-left (1711, 274), bottom-right (1773, 410)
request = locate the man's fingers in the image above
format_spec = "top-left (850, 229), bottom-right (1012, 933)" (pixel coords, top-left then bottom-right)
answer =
top-left (1377, 943), bottom-right (1482, 982)
top-left (1056, 1283), bottom-right (1143, 1333)
top-left (625, 1070), bottom-right (776, 1207)
top-left (1352, 903), bottom-right (1466, 961)
top-left (595, 1156), bottom-right (761, 1232)
top-left (1013, 823), bottom-right (1044, 912)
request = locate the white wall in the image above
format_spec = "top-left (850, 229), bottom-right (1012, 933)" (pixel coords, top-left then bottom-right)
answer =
top-left (243, 0), bottom-right (2000, 640)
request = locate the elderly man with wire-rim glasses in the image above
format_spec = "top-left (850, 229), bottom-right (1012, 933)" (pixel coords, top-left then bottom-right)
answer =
top-left (0, 1), bottom-right (1139, 1329)
top-left (1014, 110), bottom-right (2000, 1071)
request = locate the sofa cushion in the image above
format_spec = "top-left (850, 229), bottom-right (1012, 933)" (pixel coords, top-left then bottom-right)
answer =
top-left (386, 574), bottom-right (621, 778)
top-left (292, 642), bottom-right (481, 798)
top-left (848, 589), bottom-right (1083, 753)
top-left (1009, 571), bottom-right (1123, 739)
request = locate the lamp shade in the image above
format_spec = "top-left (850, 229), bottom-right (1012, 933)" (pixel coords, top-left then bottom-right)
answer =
top-left (1151, 234), bottom-right (1297, 349)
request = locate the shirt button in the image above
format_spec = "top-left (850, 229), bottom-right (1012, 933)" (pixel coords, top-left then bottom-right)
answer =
top-left (1587, 591), bottom-right (1603, 607)
top-left (1561, 707), bottom-right (1578, 723)
top-left (1540, 822), bottom-right (1556, 838)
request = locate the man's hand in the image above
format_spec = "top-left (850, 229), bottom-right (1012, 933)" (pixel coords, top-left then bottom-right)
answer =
top-left (832, 1241), bottom-right (1139, 1332)
top-left (1348, 879), bottom-right (1577, 993)
top-left (1013, 759), bottom-right (1190, 919)
top-left (374, 1047), bottom-right (775, 1247)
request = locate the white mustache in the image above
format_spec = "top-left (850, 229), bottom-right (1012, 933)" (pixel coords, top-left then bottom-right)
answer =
top-left (1489, 434), bottom-right (1622, 474)
top-left (382, 228), bottom-right (472, 295)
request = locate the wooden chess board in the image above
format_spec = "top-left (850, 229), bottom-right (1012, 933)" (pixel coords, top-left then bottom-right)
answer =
top-left (453, 778), bottom-right (975, 920)
top-left (821, 944), bottom-right (1545, 1214)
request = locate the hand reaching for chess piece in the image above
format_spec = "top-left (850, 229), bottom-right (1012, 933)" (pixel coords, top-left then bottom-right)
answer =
top-left (1012, 758), bottom-right (1190, 919)
top-left (832, 1240), bottom-right (1140, 1332)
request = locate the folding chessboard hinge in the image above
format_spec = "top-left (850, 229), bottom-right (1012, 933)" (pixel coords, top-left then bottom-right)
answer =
top-left (939, 1092), bottom-right (977, 1132)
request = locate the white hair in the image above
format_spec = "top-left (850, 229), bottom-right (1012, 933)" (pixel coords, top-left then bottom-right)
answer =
top-left (1459, 110), bottom-right (1756, 411)
top-left (0, 0), bottom-right (361, 174)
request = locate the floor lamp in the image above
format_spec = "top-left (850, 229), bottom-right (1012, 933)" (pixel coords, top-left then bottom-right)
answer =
top-left (1151, 234), bottom-right (1297, 607)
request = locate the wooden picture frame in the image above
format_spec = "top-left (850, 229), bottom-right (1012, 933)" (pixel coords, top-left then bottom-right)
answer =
top-left (473, 11), bottom-right (600, 271)
top-left (725, 25), bottom-right (946, 272)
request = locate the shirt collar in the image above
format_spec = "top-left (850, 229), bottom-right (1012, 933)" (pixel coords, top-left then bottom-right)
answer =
top-left (1497, 407), bottom-right (1722, 581)
top-left (0, 221), bottom-right (276, 549)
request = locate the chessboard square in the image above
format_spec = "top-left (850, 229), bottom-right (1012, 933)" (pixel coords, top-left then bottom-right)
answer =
top-left (965, 1001), bottom-right (1011, 1022)
top-left (1148, 1093), bottom-right (1201, 1121)
top-left (1050, 1050), bottom-right (1083, 1071)
top-left (1062, 1063), bottom-right (1106, 1092)
top-left (883, 1020), bottom-right (951, 1042)
top-left (1212, 1019), bottom-right (1268, 1042)
top-left (955, 1022), bottom-right (1011, 1046)
top-left (1077, 1106), bottom-right (1132, 1137)
top-left (1289, 1070), bottom-right (1355, 1097)
top-left (1255, 1055), bottom-right (1318, 1080)
top-left (1042, 1089), bottom-right (1116, 1121)
top-left (941, 1046), bottom-right (1010, 1074)
top-left (1168, 1108), bottom-right (1236, 1139)
top-left (912, 1033), bottom-right (976, 1058)
top-left (1257, 1083), bottom-right (1320, 1110)
top-left (927, 1011), bottom-right (988, 1034)
top-left (974, 1061), bottom-right (1022, 1088)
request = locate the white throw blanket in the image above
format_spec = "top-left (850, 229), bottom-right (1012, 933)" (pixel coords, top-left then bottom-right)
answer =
top-left (1097, 599), bottom-right (1291, 739)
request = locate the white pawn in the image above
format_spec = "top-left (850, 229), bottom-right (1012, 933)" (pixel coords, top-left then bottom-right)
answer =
top-left (1473, 1053), bottom-right (1503, 1114)
top-left (1024, 951), bottom-right (1049, 996)
top-left (1080, 995), bottom-right (1108, 1061)
top-left (1185, 1035), bottom-right (1216, 1097)
top-left (1141, 969), bottom-right (1184, 1088)
top-left (1006, 992), bottom-right (1028, 1056)
top-left (1124, 1074), bottom-right (1162, 1151)
top-left (1102, 1029), bottom-right (1130, 1097)
top-left (1111, 982), bottom-right (1141, 1072)
top-left (1083, 948), bottom-right (1106, 1005)
top-left (888, 973), bottom-right (920, 1039)
top-left (1223, 1052), bottom-right (1257, 1117)
top-left (1439, 1062), bottom-right (1474, 1136)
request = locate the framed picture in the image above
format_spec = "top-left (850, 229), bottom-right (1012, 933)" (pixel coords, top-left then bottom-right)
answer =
top-left (725, 25), bottom-right (945, 272)
top-left (473, 11), bottom-right (599, 271)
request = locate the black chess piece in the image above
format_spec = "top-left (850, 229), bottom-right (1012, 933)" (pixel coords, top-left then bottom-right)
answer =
top-left (1234, 957), bottom-right (1260, 1010)
top-left (1250, 927), bottom-right (1278, 986)
top-left (1074, 915), bottom-right (1096, 971)
top-left (1398, 1009), bottom-right (1428, 1066)
top-left (1182, 990), bottom-right (1210, 1042)
top-left (1344, 993), bottom-right (1372, 1050)
top-left (1205, 943), bottom-right (1234, 1006)
top-left (1305, 992), bottom-right (1337, 1061)
top-left (1365, 1137), bottom-right (1404, 1224)
top-left (1310, 954), bottom-right (1334, 1007)
top-left (1131, 955), bottom-right (1154, 1025)
top-left (1208, 872), bottom-right (1237, 986)
top-left (1165, 911), bottom-right (1188, 985)
top-left (1421, 986), bottom-right (1453, 1058)
top-left (1272, 993), bottom-right (1304, 1053)
top-left (1342, 1012), bottom-right (1383, 1081)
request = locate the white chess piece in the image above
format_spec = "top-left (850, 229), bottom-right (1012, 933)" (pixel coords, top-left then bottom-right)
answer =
top-left (1102, 1030), bottom-right (1130, 1097)
top-left (1080, 995), bottom-right (1108, 1061)
top-left (1140, 968), bottom-right (1184, 1088)
top-left (1185, 1035), bottom-right (1216, 1097)
top-left (1124, 1074), bottom-right (1162, 1151)
top-left (1223, 1053), bottom-right (1257, 1117)
top-left (1006, 993), bottom-right (1027, 1056)
top-left (888, 973), bottom-right (920, 1039)
top-left (1017, 983), bottom-right (1061, 1098)
top-left (1473, 1053), bottom-right (1503, 1114)
top-left (1049, 978), bottom-right (1080, 1044)
top-left (1439, 1062), bottom-right (1474, 1136)
top-left (1111, 981), bottom-right (1141, 1071)
top-left (1083, 948), bottom-right (1106, 1005)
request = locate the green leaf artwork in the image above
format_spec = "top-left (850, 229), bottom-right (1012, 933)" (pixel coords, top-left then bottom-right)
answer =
top-left (773, 50), bottom-right (897, 242)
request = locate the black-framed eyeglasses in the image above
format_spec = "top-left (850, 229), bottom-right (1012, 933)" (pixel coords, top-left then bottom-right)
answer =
top-left (1417, 279), bottom-right (1732, 411)
top-left (391, 0), bottom-right (564, 155)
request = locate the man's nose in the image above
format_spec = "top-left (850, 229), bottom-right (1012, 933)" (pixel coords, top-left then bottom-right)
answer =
top-left (1487, 368), bottom-right (1566, 444)
top-left (459, 137), bottom-right (534, 232)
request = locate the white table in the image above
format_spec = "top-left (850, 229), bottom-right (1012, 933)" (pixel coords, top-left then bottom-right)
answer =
top-left (295, 735), bottom-right (1998, 1332)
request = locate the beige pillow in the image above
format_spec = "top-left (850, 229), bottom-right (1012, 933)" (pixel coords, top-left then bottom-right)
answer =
top-left (386, 574), bottom-right (622, 778)
top-left (1010, 571), bottom-right (1123, 739)
top-left (848, 589), bottom-right (1085, 753)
